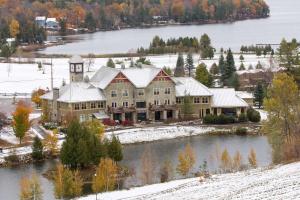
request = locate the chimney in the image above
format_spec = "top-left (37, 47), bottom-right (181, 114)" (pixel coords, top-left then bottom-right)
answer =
top-left (53, 87), bottom-right (59, 100)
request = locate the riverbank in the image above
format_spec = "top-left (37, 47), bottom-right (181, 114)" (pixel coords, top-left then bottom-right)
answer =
top-left (80, 161), bottom-right (300, 200)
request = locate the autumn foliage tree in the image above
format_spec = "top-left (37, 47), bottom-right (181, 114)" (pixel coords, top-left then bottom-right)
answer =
top-left (92, 158), bottom-right (118, 193)
top-left (43, 129), bottom-right (59, 157)
top-left (248, 148), bottom-right (257, 168)
top-left (220, 149), bottom-right (232, 172)
top-left (19, 173), bottom-right (43, 200)
top-left (31, 89), bottom-right (46, 108)
top-left (176, 144), bottom-right (196, 176)
top-left (12, 101), bottom-right (31, 144)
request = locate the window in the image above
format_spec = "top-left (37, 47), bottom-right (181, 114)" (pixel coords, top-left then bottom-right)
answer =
top-left (75, 104), bottom-right (80, 110)
top-left (123, 90), bottom-right (129, 97)
top-left (112, 102), bottom-right (117, 108)
top-left (91, 102), bottom-right (96, 109)
top-left (154, 88), bottom-right (160, 95)
top-left (138, 89), bottom-right (144, 96)
top-left (154, 100), bottom-right (160, 105)
top-left (111, 90), bottom-right (117, 97)
top-left (79, 114), bottom-right (85, 122)
top-left (176, 97), bottom-right (182, 104)
top-left (194, 97), bottom-right (200, 104)
top-left (98, 102), bottom-right (104, 108)
top-left (165, 88), bottom-right (171, 94)
top-left (136, 101), bottom-right (146, 108)
top-left (123, 101), bottom-right (129, 108)
top-left (81, 103), bottom-right (86, 110)
top-left (202, 97), bottom-right (209, 104)
top-left (165, 99), bottom-right (170, 105)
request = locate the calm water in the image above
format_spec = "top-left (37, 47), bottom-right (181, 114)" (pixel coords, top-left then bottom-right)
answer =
top-left (41, 0), bottom-right (300, 55)
top-left (0, 134), bottom-right (272, 200)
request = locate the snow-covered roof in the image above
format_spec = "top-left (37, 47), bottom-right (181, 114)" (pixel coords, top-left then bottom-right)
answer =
top-left (69, 55), bottom-right (83, 64)
top-left (35, 16), bottom-right (46, 21)
top-left (46, 18), bottom-right (57, 22)
top-left (121, 66), bottom-right (161, 88)
top-left (210, 88), bottom-right (249, 108)
top-left (236, 91), bottom-right (254, 99)
top-left (93, 111), bottom-right (109, 120)
top-left (172, 77), bottom-right (212, 97)
top-left (90, 65), bottom-right (164, 89)
top-left (90, 66), bottom-right (120, 89)
top-left (41, 82), bottom-right (106, 103)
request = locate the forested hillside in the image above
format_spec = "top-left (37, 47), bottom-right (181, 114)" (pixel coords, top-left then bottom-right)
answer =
top-left (0, 0), bottom-right (269, 44)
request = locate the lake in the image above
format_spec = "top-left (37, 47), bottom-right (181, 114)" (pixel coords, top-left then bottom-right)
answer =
top-left (0, 134), bottom-right (272, 200)
top-left (41, 0), bottom-right (300, 55)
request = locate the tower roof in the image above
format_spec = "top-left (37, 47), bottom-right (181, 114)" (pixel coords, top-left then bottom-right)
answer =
top-left (69, 55), bottom-right (83, 63)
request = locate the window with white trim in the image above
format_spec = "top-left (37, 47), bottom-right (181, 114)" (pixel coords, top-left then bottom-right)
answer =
top-left (154, 88), bottom-right (160, 95)
top-left (154, 100), bottom-right (160, 105)
top-left (165, 99), bottom-right (170, 105)
top-left (81, 103), bottom-right (86, 110)
top-left (75, 104), bottom-right (80, 110)
top-left (176, 97), bottom-right (182, 104)
top-left (138, 89), bottom-right (144, 96)
top-left (194, 97), bottom-right (200, 104)
top-left (202, 97), bottom-right (209, 104)
top-left (91, 102), bottom-right (96, 109)
top-left (123, 101), bottom-right (129, 108)
top-left (98, 102), bottom-right (104, 108)
top-left (123, 90), bottom-right (129, 97)
top-left (111, 90), bottom-right (117, 97)
top-left (165, 88), bottom-right (171, 94)
top-left (112, 102), bottom-right (117, 108)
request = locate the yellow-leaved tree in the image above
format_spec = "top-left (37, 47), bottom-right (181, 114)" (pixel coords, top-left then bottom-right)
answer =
top-left (176, 144), bottom-right (195, 176)
top-left (43, 129), bottom-right (59, 157)
top-left (9, 18), bottom-right (20, 38)
top-left (19, 173), bottom-right (43, 200)
top-left (263, 73), bottom-right (300, 163)
top-left (92, 158), bottom-right (118, 194)
top-left (248, 148), bottom-right (257, 168)
top-left (220, 149), bottom-right (232, 172)
top-left (12, 101), bottom-right (32, 144)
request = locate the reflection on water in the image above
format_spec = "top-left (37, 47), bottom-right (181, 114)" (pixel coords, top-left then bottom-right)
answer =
top-left (41, 0), bottom-right (300, 55)
top-left (0, 135), bottom-right (271, 199)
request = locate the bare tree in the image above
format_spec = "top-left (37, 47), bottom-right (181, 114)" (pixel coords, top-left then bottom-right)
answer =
top-left (86, 53), bottom-right (95, 72)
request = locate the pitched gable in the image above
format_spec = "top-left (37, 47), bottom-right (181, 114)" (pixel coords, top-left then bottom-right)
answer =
top-left (109, 72), bottom-right (133, 85)
top-left (151, 69), bottom-right (173, 83)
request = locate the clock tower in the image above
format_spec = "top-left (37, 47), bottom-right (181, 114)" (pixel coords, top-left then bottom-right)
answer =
top-left (69, 55), bottom-right (84, 82)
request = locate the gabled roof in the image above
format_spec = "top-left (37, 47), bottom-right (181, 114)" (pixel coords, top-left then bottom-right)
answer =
top-left (210, 88), bottom-right (249, 108)
top-left (41, 82), bottom-right (106, 103)
top-left (90, 66), bottom-right (120, 89)
top-left (172, 77), bottom-right (212, 97)
top-left (90, 65), bottom-right (170, 89)
top-left (121, 66), bottom-right (162, 88)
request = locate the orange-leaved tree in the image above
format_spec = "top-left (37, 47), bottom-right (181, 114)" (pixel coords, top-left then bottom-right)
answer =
top-left (31, 88), bottom-right (45, 108)
top-left (12, 101), bottom-right (32, 144)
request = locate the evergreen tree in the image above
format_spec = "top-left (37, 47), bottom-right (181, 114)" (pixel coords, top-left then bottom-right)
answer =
top-left (32, 136), bottom-right (44, 161)
top-left (218, 54), bottom-right (225, 76)
top-left (185, 52), bottom-right (194, 77)
top-left (209, 63), bottom-right (219, 75)
top-left (163, 66), bottom-right (172, 76)
top-left (227, 73), bottom-right (240, 90)
top-left (239, 54), bottom-right (244, 62)
top-left (239, 63), bottom-right (246, 70)
top-left (195, 63), bottom-right (213, 87)
top-left (254, 83), bottom-right (265, 109)
top-left (174, 53), bottom-right (185, 77)
top-left (108, 135), bottom-right (123, 162)
top-left (84, 12), bottom-right (96, 31)
top-left (106, 58), bottom-right (115, 68)
top-left (256, 61), bottom-right (263, 69)
top-left (222, 49), bottom-right (236, 85)
top-left (182, 94), bottom-right (193, 118)
top-left (199, 34), bottom-right (214, 59)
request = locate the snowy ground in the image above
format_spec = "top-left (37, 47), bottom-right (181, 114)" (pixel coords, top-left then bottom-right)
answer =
top-left (0, 54), bottom-right (277, 93)
top-left (105, 126), bottom-right (217, 144)
top-left (80, 161), bottom-right (300, 200)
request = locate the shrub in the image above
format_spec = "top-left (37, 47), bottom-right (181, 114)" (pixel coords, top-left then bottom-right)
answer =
top-left (121, 120), bottom-right (133, 126)
top-left (102, 119), bottom-right (116, 126)
top-left (238, 113), bottom-right (248, 122)
top-left (247, 108), bottom-right (261, 123)
top-left (235, 127), bottom-right (247, 135)
top-left (203, 114), bottom-right (235, 124)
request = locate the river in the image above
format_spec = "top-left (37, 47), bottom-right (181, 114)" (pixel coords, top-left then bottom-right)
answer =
top-left (41, 0), bottom-right (300, 55)
top-left (0, 134), bottom-right (272, 200)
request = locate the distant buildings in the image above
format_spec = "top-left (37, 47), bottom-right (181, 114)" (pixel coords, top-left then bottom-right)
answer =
top-left (41, 55), bottom-right (252, 124)
top-left (35, 16), bottom-right (59, 31)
